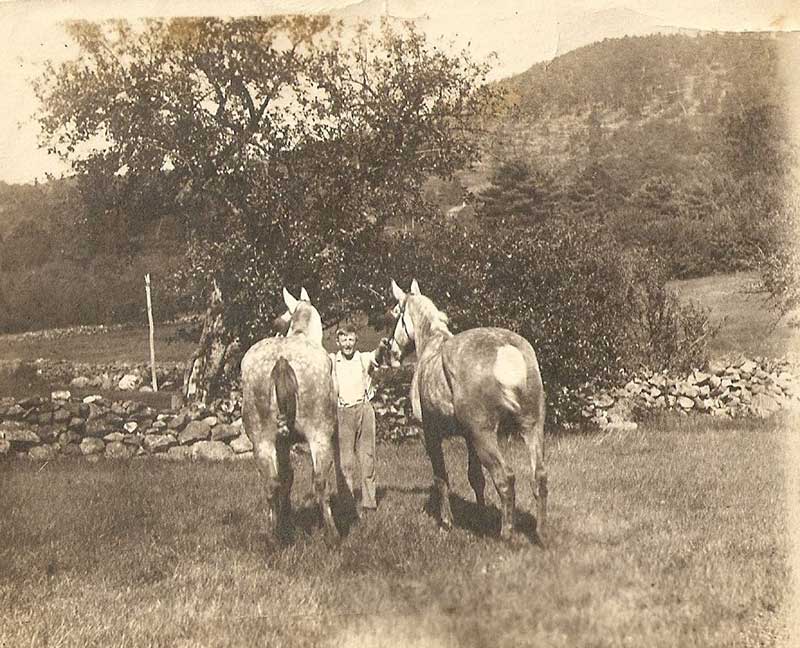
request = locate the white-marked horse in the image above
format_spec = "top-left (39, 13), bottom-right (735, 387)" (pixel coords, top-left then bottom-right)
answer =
top-left (388, 280), bottom-right (548, 542)
top-left (241, 287), bottom-right (339, 546)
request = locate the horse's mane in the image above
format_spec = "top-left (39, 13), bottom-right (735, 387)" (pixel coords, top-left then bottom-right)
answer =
top-left (409, 295), bottom-right (452, 339)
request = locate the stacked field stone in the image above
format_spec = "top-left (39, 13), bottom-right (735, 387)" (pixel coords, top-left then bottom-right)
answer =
top-left (0, 392), bottom-right (252, 461)
top-left (580, 357), bottom-right (799, 430)
top-left (2, 357), bottom-right (797, 460)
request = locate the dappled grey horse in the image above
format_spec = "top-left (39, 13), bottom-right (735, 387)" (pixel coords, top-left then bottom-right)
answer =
top-left (388, 280), bottom-right (548, 542)
top-left (241, 288), bottom-right (339, 546)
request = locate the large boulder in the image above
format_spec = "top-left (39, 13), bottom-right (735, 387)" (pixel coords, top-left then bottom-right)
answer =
top-left (192, 440), bottom-right (234, 461)
top-left (118, 374), bottom-right (142, 391)
top-left (84, 418), bottom-right (110, 438)
top-left (211, 423), bottom-right (239, 442)
top-left (70, 376), bottom-right (91, 389)
top-left (58, 430), bottom-right (82, 446)
top-left (162, 446), bottom-right (192, 461)
top-left (230, 434), bottom-right (254, 454)
top-left (1, 421), bottom-right (40, 448)
top-left (749, 393), bottom-right (782, 419)
top-left (167, 411), bottom-right (189, 431)
top-left (29, 445), bottom-right (57, 461)
top-left (738, 359), bottom-right (757, 375)
top-left (179, 420), bottom-right (211, 445)
top-left (80, 438), bottom-right (105, 455)
top-left (142, 434), bottom-right (178, 453)
top-left (105, 441), bottom-right (135, 460)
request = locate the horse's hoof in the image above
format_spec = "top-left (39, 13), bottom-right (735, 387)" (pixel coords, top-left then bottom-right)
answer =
top-left (324, 532), bottom-right (341, 548)
top-left (440, 519), bottom-right (453, 533)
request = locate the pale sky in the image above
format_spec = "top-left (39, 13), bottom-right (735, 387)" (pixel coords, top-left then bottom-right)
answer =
top-left (0, 0), bottom-right (798, 184)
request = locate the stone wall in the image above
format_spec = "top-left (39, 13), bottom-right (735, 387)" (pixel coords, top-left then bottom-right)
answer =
top-left (0, 383), bottom-right (415, 461)
top-left (1, 357), bottom-right (796, 461)
top-left (579, 357), bottom-right (799, 431)
top-left (0, 392), bottom-right (251, 461)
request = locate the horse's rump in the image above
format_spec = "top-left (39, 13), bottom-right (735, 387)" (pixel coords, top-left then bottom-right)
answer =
top-left (241, 335), bottom-right (336, 437)
top-left (440, 328), bottom-right (542, 417)
top-left (271, 356), bottom-right (298, 436)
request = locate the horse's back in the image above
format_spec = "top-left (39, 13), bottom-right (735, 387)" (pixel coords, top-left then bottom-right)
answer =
top-left (242, 336), bottom-right (331, 381)
top-left (445, 327), bottom-right (539, 374)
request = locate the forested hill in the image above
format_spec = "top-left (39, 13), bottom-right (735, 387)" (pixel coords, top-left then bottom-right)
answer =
top-left (455, 32), bottom-right (791, 279)
top-left (478, 31), bottom-right (788, 184)
top-left (500, 32), bottom-right (782, 122)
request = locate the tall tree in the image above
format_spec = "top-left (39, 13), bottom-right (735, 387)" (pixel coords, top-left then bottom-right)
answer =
top-left (35, 16), bottom-right (496, 402)
top-left (476, 158), bottom-right (556, 225)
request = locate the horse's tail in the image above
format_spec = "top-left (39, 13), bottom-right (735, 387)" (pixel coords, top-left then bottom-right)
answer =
top-left (271, 357), bottom-right (298, 437)
top-left (493, 345), bottom-right (528, 415)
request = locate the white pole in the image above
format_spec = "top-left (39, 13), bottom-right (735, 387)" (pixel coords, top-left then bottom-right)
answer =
top-left (145, 273), bottom-right (158, 392)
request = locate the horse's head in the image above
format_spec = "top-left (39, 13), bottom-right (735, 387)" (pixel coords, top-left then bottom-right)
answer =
top-left (387, 278), bottom-right (421, 366)
top-left (279, 287), bottom-right (324, 345)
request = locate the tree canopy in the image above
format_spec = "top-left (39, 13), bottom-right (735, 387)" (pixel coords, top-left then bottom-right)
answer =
top-left (35, 16), bottom-right (498, 350)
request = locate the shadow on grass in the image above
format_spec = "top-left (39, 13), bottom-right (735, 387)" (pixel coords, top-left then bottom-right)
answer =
top-left (227, 493), bottom-right (365, 555)
top-left (421, 488), bottom-right (541, 545)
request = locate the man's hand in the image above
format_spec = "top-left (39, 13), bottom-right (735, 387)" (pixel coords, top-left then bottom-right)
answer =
top-left (375, 337), bottom-right (391, 365)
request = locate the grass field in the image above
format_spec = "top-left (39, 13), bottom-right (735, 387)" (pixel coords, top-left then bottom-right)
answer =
top-left (666, 272), bottom-right (800, 360)
top-left (1, 413), bottom-right (792, 647)
top-left (0, 321), bottom-right (197, 365)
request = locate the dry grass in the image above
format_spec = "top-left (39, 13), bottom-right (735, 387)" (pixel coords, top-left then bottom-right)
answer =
top-left (0, 322), bottom-right (196, 365)
top-left (668, 271), bottom-right (800, 360)
top-left (1, 414), bottom-right (791, 647)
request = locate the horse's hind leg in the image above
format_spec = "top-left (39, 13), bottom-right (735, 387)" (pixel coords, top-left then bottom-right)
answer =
top-left (423, 425), bottom-right (453, 531)
top-left (520, 407), bottom-right (548, 542)
top-left (466, 437), bottom-right (486, 508)
top-left (275, 438), bottom-right (294, 541)
top-left (251, 437), bottom-right (280, 545)
top-left (472, 430), bottom-right (516, 541)
top-left (309, 436), bottom-right (340, 547)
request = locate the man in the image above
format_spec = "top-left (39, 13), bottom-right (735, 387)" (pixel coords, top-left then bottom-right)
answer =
top-left (330, 322), bottom-right (389, 516)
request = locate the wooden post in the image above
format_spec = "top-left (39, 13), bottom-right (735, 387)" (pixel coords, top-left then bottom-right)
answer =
top-left (145, 274), bottom-right (158, 392)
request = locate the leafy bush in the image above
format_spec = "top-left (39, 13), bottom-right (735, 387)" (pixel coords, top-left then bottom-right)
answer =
top-left (757, 192), bottom-right (800, 317)
top-left (388, 216), bottom-right (714, 425)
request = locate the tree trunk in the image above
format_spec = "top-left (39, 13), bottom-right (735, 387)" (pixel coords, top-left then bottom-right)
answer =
top-left (183, 279), bottom-right (239, 405)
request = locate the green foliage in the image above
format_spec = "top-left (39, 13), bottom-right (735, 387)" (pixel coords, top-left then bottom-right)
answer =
top-left (481, 32), bottom-right (794, 280)
top-left (388, 217), bottom-right (713, 424)
top-left (476, 158), bottom-right (556, 224)
top-left (500, 32), bottom-right (782, 120)
top-left (757, 190), bottom-right (800, 317)
top-left (35, 17), bottom-right (497, 351)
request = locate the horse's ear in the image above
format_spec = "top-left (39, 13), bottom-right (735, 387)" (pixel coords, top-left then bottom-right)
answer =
top-left (391, 279), bottom-right (406, 303)
top-left (300, 287), bottom-right (311, 302)
top-left (283, 287), bottom-right (299, 314)
top-left (409, 279), bottom-right (420, 295)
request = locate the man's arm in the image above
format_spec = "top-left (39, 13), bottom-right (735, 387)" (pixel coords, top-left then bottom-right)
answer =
top-left (362, 338), bottom-right (390, 375)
